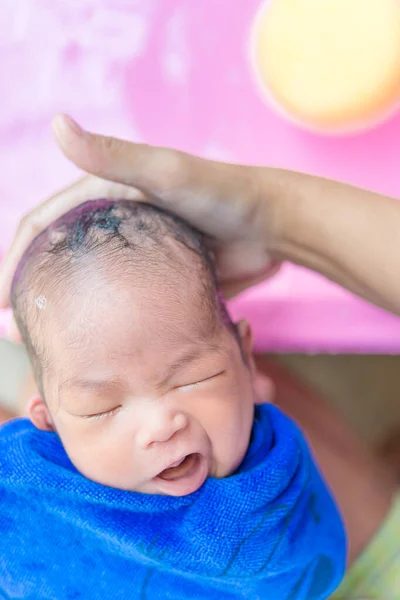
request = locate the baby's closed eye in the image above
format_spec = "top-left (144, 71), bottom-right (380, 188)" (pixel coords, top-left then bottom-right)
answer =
top-left (81, 405), bottom-right (122, 421)
top-left (175, 370), bottom-right (227, 392)
top-left (72, 370), bottom-right (227, 420)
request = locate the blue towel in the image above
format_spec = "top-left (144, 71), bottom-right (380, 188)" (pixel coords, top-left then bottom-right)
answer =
top-left (0, 404), bottom-right (346, 599)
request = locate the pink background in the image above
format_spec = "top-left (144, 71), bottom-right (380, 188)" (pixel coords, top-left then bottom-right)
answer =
top-left (1, 0), bottom-right (400, 352)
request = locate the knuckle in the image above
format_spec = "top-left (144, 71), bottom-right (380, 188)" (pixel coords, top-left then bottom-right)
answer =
top-left (154, 149), bottom-right (187, 192)
top-left (101, 135), bottom-right (123, 154)
top-left (88, 135), bottom-right (124, 176)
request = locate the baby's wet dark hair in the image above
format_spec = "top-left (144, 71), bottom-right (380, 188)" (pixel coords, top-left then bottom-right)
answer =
top-left (10, 200), bottom-right (239, 397)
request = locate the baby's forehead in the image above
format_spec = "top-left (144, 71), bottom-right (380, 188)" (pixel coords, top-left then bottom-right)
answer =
top-left (43, 259), bottom-right (218, 359)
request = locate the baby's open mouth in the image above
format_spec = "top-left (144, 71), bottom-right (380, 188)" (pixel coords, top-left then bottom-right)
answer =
top-left (158, 453), bottom-right (200, 481)
top-left (154, 452), bottom-right (208, 495)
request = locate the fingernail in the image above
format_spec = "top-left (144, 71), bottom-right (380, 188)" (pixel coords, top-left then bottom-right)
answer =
top-left (52, 113), bottom-right (85, 141)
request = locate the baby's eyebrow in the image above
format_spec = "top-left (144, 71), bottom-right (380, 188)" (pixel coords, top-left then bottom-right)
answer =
top-left (156, 348), bottom-right (205, 388)
top-left (58, 378), bottom-right (126, 397)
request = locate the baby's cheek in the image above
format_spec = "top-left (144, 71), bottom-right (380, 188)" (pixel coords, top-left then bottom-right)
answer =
top-left (55, 425), bottom-right (111, 478)
top-left (200, 387), bottom-right (251, 449)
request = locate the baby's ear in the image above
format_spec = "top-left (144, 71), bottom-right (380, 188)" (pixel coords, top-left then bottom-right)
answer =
top-left (253, 372), bottom-right (275, 405)
top-left (236, 320), bottom-right (275, 405)
top-left (27, 396), bottom-right (54, 432)
top-left (236, 319), bottom-right (255, 373)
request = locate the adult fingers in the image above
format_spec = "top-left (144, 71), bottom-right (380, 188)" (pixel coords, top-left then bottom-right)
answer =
top-left (222, 261), bottom-right (282, 299)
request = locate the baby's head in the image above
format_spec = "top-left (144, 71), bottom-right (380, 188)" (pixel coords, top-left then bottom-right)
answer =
top-left (11, 200), bottom-right (260, 496)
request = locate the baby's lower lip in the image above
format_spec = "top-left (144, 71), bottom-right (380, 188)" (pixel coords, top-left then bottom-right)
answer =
top-left (153, 453), bottom-right (208, 496)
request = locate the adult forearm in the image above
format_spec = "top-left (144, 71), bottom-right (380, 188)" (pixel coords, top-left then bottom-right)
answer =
top-left (263, 168), bottom-right (400, 315)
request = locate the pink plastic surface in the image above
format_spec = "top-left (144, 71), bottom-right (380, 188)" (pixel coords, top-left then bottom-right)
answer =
top-left (1, 0), bottom-right (400, 352)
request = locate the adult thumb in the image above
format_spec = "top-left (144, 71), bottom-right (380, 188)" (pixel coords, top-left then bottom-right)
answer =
top-left (52, 113), bottom-right (185, 195)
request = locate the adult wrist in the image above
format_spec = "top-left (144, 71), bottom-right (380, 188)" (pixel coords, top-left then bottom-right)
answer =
top-left (253, 166), bottom-right (300, 261)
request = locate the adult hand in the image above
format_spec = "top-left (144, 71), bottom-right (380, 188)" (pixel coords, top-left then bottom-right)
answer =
top-left (3, 112), bottom-right (400, 329)
top-left (0, 114), bottom-right (281, 313)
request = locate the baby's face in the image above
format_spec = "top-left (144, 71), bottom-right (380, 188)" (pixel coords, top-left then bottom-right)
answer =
top-left (35, 269), bottom-right (257, 496)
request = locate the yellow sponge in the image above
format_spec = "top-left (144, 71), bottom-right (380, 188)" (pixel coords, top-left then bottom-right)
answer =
top-left (252, 0), bottom-right (400, 133)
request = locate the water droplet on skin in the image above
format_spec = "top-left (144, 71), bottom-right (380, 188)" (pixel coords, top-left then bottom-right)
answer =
top-left (35, 295), bottom-right (47, 310)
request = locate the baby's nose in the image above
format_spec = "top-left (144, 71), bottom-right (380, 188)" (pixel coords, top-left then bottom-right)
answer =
top-left (136, 410), bottom-right (188, 448)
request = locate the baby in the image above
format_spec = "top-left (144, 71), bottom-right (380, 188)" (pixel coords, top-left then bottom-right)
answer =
top-left (0, 200), bottom-right (346, 599)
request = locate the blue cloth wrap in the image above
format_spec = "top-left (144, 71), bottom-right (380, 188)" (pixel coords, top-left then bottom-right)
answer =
top-left (0, 404), bottom-right (346, 599)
